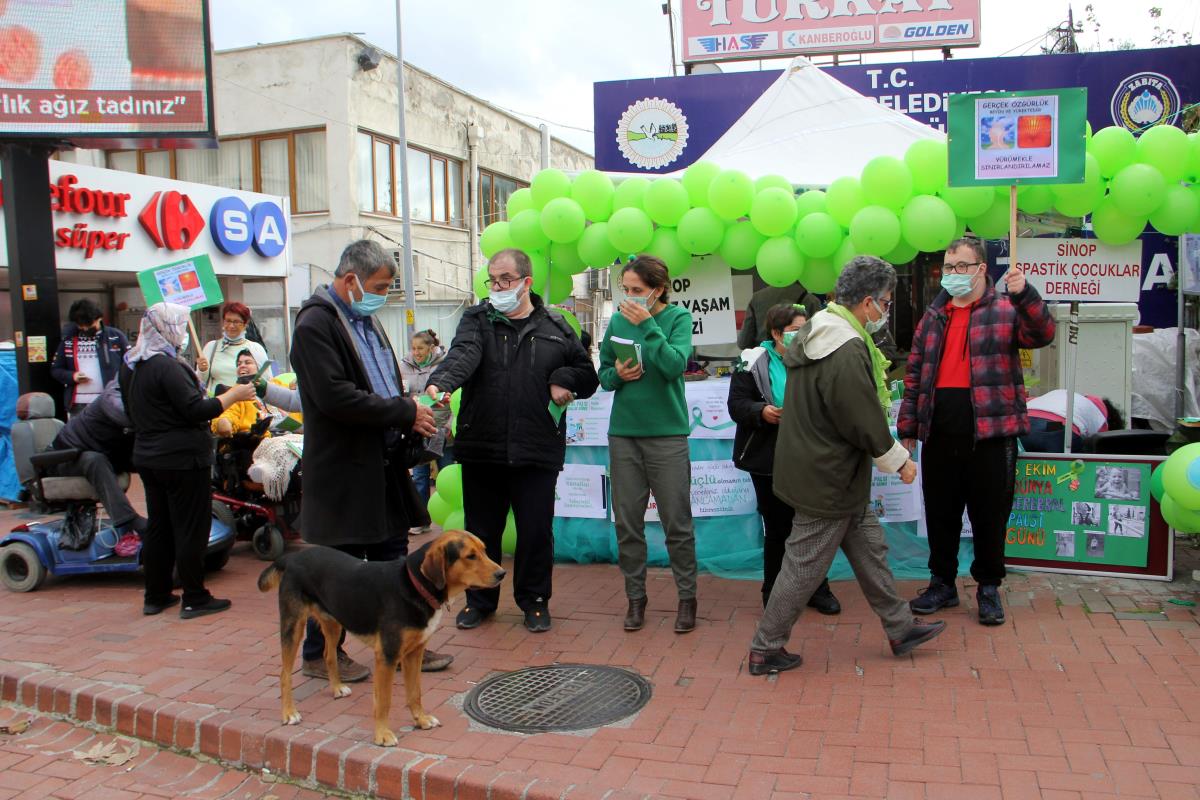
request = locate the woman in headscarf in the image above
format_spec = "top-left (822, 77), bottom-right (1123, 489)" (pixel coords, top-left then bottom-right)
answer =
top-left (119, 303), bottom-right (257, 619)
top-left (196, 302), bottom-right (271, 395)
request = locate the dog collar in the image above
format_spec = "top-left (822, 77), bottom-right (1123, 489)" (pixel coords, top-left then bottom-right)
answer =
top-left (407, 564), bottom-right (443, 611)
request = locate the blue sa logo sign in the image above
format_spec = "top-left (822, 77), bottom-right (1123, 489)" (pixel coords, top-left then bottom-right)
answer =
top-left (210, 197), bottom-right (288, 258)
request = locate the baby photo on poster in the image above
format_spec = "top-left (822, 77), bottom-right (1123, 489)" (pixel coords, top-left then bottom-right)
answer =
top-left (1095, 466), bottom-right (1141, 500)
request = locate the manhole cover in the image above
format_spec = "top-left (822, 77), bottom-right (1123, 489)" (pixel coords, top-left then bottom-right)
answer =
top-left (463, 664), bottom-right (652, 733)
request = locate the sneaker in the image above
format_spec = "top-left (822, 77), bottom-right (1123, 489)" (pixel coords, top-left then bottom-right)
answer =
top-left (977, 585), bottom-right (1006, 626)
top-left (179, 597), bottom-right (231, 619)
top-left (302, 651), bottom-right (371, 682)
top-left (142, 594), bottom-right (179, 616)
top-left (455, 606), bottom-right (493, 630)
top-left (524, 601), bottom-right (551, 633)
top-left (909, 577), bottom-right (959, 615)
top-left (806, 581), bottom-right (842, 615)
top-left (890, 620), bottom-right (947, 656)
top-left (747, 648), bottom-right (803, 676)
top-left (421, 649), bottom-right (454, 672)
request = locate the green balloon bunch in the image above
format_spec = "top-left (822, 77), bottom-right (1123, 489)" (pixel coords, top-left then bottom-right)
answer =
top-left (1153, 443), bottom-right (1200, 534)
top-left (425, 461), bottom-right (519, 555)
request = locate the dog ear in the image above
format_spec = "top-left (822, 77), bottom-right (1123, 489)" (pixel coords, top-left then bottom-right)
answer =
top-left (421, 543), bottom-right (446, 590)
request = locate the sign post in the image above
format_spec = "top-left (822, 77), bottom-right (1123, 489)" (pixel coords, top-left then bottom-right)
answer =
top-left (948, 88), bottom-right (1088, 450)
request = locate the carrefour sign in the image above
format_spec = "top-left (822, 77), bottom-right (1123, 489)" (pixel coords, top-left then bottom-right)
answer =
top-left (0, 161), bottom-right (290, 278)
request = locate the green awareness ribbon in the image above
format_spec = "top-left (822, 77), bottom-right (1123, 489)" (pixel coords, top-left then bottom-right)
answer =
top-left (1056, 459), bottom-right (1086, 485)
top-left (690, 405), bottom-right (737, 433)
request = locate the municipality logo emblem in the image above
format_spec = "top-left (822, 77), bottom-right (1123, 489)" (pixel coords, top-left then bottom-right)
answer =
top-left (616, 97), bottom-right (689, 170)
top-left (1111, 72), bottom-right (1181, 130)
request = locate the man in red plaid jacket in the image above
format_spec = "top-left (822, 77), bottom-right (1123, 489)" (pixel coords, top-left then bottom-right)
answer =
top-left (898, 237), bottom-right (1056, 627)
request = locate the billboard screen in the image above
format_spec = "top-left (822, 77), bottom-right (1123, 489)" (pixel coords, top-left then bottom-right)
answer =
top-left (679, 0), bottom-right (981, 63)
top-left (0, 0), bottom-right (214, 139)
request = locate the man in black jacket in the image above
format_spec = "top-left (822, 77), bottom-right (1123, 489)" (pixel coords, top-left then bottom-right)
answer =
top-left (50, 298), bottom-right (128, 418)
top-left (427, 248), bottom-right (599, 633)
top-left (290, 239), bottom-right (448, 681)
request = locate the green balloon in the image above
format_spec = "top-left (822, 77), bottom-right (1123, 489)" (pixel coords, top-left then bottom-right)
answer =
top-left (435, 463), bottom-right (463, 506)
top-left (546, 266), bottom-right (573, 304)
top-left (606, 207), bottom-right (654, 254)
top-left (551, 240), bottom-right (587, 274)
top-left (510, 209), bottom-right (550, 251)
top-left (1188, 133), bottom-right (1200, 182)
top-left (795, 189), bottom-right (828, 220)
top-left (832, 238), bottom-right (858, 271)
top-left (965, 197), bottom-right (1010, 240)
top-left (939, 185), bottom-right (993, 219)
top-left (1089, 126), bottom-right (1137, 179)
top-left (644, 179), bottom-right (691, 227)
top-left (750, 187), bottom-right (799, 237)
top-left (860, 156), bottom-right (913, 211)
top-left (531, 168), bottom-right (571, 209)
top-left (720, 220), bottom-right (767, 270)
top-left (1052, 153), bottom-right (1105, 217)
top-left (1192, 186), bottom-right (1200, 234)
top-left (681, 161), bottom-right (720, 207)
top-left (677, 206), bottom-right (724, 254)
top-left (900, 194), bottom-right (957, 253)
top-left (507, 187), bottom-right (534, 217)
top-left (1109, 163), bottom-right (1167, 217)
top-left (555, 308), bottom-right (582, 338)
top-left (1016, 185), bottom-right (1056, 214)
top-left (473, 265), bottom-right (490, 299)
top-left (849, 205), bottom-right (901, 256)
top-left (578, 222), bottom-right (620, 267)
top-left (645, 227), bottom-right (692, 277)
top-left (1163, 442), bottom-right (1200, 511)
top-left (884, 239), bottom-right (918, 265)
top-left (826, 177), bottom-right (865, 227)
top-left (802, 256), bottom-right (839, 294)
top-left (529, 250), bottom-right (550, 295)
top-left (755, 174), bottom-right (793, 194)
top-left (1090, 196), bottom-right (1147, 245)
top-left (952, 217), bottom-right (967, 241)
top-left (539, 197), bottom-right (586, 243)
top-left (571, 170), bottom-right (615, 222)
top-left (501, 511), bottom-right (517, 555)
top-left (427, 492), bottom-right (452, 526)
top-left (479, 221), bottom-right (513, 258)
top-left (1149, 184), bottom-right (1200, 236)
top-left (905, 139), bottom-right (949, 195)
top-left (1150, 461), bottom-right (1167, 503)
top-left (1162, 495), bottom-right (1200, 533)
top-left (1136, 124), bottom-right (1189, 183)
top-left (794, 212), bottom-right (843, 258)
top-left (613, 177), bottom-right (650, 211)
top-left (756, 237), bottom-right (805, 287)
top-left (443, 509), bottom-right (466, 532)
top-left (708, 169), bottom-right (755, 221)
top-left (450, 388), bottom-right (462, 418)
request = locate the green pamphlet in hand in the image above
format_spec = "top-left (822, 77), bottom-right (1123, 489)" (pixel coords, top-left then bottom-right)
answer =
top-left (610, 336), bottom-right (642, 369)
top-left (548, 400), bottom-right (567, 425)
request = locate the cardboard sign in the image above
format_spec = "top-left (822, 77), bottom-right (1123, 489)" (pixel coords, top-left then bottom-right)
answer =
top-left (137, 254), bottom-right (223, 311)
top-left (948, 88), bottom-right (1087, 186)
top-left (667, 255), bottom-right (736, 346)
top-left (1015, 238), bottom-right (1142, 302)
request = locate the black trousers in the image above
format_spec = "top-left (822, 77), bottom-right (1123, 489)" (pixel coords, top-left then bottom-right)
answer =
top-left (921, 434), bottom-right (1017, 587)
top-left (750, 473), bottom-right (794, 606)
top-left (462, 461), bottom-right (557, 613)
top-left (141, 466), bottom-right (212, 607)
top-left (301, 537), bottom-right (407, 662)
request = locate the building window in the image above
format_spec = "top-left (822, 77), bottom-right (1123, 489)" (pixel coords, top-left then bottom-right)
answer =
top-left (355, 130), bottom-right (464, 227)
top-left (479, 169), bottom-right (527, 228)
top-left (105, 128), bottom-right (327, 213)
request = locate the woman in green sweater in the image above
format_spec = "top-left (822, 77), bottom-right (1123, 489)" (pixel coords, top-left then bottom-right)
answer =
top-left (599, 255), bottom-right (698, 634)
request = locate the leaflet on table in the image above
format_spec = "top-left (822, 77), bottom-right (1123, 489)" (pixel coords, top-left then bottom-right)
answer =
top-left (645, 460), bottom-right (756, 521)
top-left (554, 463), bottom-right (608, 519)
top-left (565, 378), bottom-right (736, 445)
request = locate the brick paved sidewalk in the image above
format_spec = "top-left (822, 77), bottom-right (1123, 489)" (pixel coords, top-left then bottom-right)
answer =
top-left (2, 484), bottom-right (1200, 799)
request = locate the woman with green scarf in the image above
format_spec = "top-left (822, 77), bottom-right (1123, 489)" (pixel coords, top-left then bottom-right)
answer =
top-left (746, 256), bottom-right (944, 676)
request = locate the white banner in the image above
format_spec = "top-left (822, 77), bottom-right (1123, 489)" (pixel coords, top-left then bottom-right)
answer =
top-left (1015, 238), bottom-right (1142, 302)
top-left (667, 255), bottom-right (736, 346)
top-left (554, 464), bottom-right (608, 519)
top-left (645, 459), bottom-right (757, 521)
top-left (684, 377), bottom-right (736, 440)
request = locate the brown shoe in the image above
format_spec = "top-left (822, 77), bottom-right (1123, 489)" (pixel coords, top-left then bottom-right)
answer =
top-left (421, 649), bottom-right (454, 672)
top-left (623, 596), bottom-right (647, 631)
top-left (301, 652), bottom-right (370, 683)
top-left (674, 597), bottom-right (697, 634)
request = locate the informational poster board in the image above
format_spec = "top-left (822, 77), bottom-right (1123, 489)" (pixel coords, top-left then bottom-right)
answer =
top-left (1015, 238), bottom-right (1142, 303)
top-left (566, 378), bottom-right (736, 446)
top-left (1181, 234), bottom-right (1200, 297)
top-left (1004, 453), bottom-right (1171, 579)
top-left (645, 460), bottom-right (756, 521)
top-left (554, 464), bottom-right (608, 520)
top-left (137, 254), bottom-right (223, 311)
top-left (948, 88), bottom-right (1087, 187)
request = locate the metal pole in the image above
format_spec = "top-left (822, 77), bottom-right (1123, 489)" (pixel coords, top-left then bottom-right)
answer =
top-left (663, 2), bottom-right (678, 77)
top-left (1063, 301), bottom-right (1080, 453)
top-left (1177, 238), bottom-right (1187, 422)
top-left (539, 124), bottom-right (550, 170)
top-left (394, 0), bottom-right (418, 344)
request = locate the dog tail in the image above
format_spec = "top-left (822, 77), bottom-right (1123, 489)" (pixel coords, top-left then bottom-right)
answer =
top-left (257, 560), bottom-right (284, 593)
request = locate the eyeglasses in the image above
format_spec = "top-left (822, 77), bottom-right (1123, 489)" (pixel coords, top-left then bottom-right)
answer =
top-left (874, 298), bottom-right (894, 312)
top-left (222, 318), bottom-right (246, 328)
top-left (487, 274), bottom-right (524, 290)
top-left (942, 261), bottom-right (982, 274)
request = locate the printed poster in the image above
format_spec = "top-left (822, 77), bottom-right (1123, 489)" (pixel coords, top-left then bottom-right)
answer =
top-left (565, 392), bottom-right (613, 447)
top-left (685, 377), bottom-right (736, 440)
top-left (869, 466), bottom-right (921, 523)
top-left (136, 254), bottom-right (224, 311)
top-left (554, 464), bottom-right (608, 520)
top-left (645, 459), bottom-right (756, 521)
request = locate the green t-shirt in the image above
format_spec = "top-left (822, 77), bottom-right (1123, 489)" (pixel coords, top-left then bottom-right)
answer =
top-left (599, 303), bottom-right (693, 437)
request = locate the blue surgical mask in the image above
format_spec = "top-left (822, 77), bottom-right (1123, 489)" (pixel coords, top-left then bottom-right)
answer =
top-left (350, 278), bottom-right (388, 316)
top-left (625, 291), bottom-right (657, 310)
top-left (941, 272), bottom-right (976, 298)
top-left (865, 298), bottom-right (889, 334)
top-left (781, 331), bottom-right (798, 347)
top-left (489, 284), bottom-right (524, 314)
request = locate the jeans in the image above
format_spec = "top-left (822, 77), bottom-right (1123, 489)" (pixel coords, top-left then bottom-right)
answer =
top-left (412, 446), bottom-right (456, 502)
top-left (52, 451), bottom-right (137, 529)
top-left (1020, 418), bottom-right (1083, 453)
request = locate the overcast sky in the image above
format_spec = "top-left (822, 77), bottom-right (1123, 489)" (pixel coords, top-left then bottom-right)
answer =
top-left (208, 0), bottom-right (1199, 152)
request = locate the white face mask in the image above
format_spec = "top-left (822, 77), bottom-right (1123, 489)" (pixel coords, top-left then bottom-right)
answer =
top-left (624, 290), bottom-right (657, 310)
top-left (490, 282), bottom-right (525, 314)
top-left (864, 298), bottom-right (889, 335)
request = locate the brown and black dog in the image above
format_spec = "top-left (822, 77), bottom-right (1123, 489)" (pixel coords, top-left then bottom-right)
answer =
top-left (257, 531), bottom-right (504, 746)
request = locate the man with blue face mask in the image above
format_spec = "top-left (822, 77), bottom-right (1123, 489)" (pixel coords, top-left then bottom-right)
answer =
top-left (290, 239), bottom-right (453, 682)
top-left (426, 249), bottom-right (598, 633)
top-left (898, 237), bottom-right (1055, 627)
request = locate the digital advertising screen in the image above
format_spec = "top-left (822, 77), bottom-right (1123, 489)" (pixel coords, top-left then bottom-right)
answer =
top-left (0, 0), bottom-right (214, 139)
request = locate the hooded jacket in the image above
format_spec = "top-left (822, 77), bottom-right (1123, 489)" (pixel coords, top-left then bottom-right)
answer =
top-left (399, 347), bottom-right (446, 396)
top-left (50, 378), bottom-right (134, 472)
top-left (773, 310), bottom-right (910, 518)
top-left (727, 345), bottom-right (780, 476)
top-left (50, 323), bottom-right (129, 410)
top-left (290, 285), bottom-right (426, 545)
